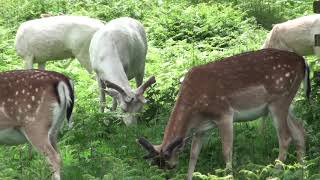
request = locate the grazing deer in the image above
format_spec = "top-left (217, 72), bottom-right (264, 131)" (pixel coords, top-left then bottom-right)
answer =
top-left (138, 48), bottom-right (309, 180)
top-left (90, 17), bottom-right (154, 125)
top-left (15, 15), bottom-right (104, 71)
top-left (0, 70), bottom-right (75, 180)
top-left (262, 14), bottom-right (320, 57)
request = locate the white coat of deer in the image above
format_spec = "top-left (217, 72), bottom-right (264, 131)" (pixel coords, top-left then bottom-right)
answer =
top-left (138, 48), bottom-right (309, 180)
top-left (262, 14), bottom-right (320, 57)
top-left (90, 17), bottom-right (155, 126)
top-left (15, 15), bottom-right (104, 71)
top-left (0, 70), bottom-right (75, 180)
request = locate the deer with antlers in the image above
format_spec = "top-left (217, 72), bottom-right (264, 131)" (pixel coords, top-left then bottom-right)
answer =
top-left (0, 70), bottom-right (74, 180)
top-left (138, 48), bottom-right (309, 180)
top-left (90, 17), bottom-right (155, 126)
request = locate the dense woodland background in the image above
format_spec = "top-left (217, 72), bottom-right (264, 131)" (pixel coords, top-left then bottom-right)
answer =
top-left (0, 0), bottom-right (320, 179)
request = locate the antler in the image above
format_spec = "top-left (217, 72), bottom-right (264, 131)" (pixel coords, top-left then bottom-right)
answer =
top-left (104, 80), bottom-right (126, 95)
top-left (104, 80), bottom-right (135, 103)
top-left (137, 137), bottom-right (158, 159)
top-left (104, 80), bottom-right (126, 94)
top-left (163, 137), bottom-right (183, 159)
top-left (136, 76), bottom-right (156, 95)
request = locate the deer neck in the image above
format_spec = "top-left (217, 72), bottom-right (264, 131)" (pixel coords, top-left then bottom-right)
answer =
top-left (160, 100), bottom-right (194, 149)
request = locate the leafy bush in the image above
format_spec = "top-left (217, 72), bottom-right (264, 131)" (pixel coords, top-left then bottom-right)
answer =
top-left (217, 0), bottom-right (313, 29)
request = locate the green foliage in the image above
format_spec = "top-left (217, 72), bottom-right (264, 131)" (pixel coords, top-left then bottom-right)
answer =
top-left (193, 158), bottom-right (320, 180)
top-left (145, 2), bottom-right (258, 47)
top-left (217, 0), bottom-right (313, 29)
top-left (0, 0), bottom-right (319, 179)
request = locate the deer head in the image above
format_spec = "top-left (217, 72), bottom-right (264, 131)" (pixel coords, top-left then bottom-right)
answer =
top-left (105, 76), bottom-right (156, 125)
top-left (137, 137), bottom-right (184, 169)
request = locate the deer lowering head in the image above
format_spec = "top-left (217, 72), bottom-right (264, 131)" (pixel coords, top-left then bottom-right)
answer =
top-left (89, 17), bottom-right (149, 126)
top-left (138, 48), bottom-right (309, 180)
top-left (104, 76), bottom-right (156, 125)
top-left (0, 70), bottom-right (75, 180)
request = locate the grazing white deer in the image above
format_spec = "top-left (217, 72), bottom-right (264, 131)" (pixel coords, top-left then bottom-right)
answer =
top-left (138, 49), bottom-right (309, 180)
top-left (90, 17), bottom-right (154, 125)
top-left (262, 14), bottom-right (320, 57)
top-left (15, 15), bottom-right (104, 71)
top-left (0, 70), bottom-right (75, 180)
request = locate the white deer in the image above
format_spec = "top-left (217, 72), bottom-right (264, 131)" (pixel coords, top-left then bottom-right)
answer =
top-left (138, 48), bottom-right (309, 180)
top-left (262, 14), bottom-right (320, 57)
top-left (0, 69), bottom-right (75, 180)
top-left (15, 15), bottom-right (104, 71)
top-left (90, 17), bottom-right (155, 125)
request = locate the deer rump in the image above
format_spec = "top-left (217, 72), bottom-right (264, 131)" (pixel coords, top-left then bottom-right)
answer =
top-left (0, 70), bottom-right (74, 145)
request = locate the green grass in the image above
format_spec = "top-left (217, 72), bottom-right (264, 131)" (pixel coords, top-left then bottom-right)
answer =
top-left (0, 0), bottom-right (320, 179)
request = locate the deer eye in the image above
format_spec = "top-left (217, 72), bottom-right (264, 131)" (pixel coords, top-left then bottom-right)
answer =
top-left (163, 152), bottom-right (170, 160)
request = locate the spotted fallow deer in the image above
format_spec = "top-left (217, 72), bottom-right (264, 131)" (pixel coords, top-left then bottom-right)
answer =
top-left (0, 70), bottom-right (74, 180)
top-left (138, 48), bottom-right (310, 180)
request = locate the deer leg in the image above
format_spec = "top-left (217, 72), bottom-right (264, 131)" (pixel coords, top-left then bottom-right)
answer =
top-left (187, 132), bottom-right (205, 180)
top-left (97, 75), bottom-right (106, 113)
top-left (111, 97), bottom-right (118, 111)
top-left (24, 55), bottom-right (34, 69)
top-left (269, 103), bottom-right (292, 162)
top-left (216, 113), bottom-right (234, 170)
top-left (49, 132), bottom-right (58, 151)
top-left (22, 128), bottom-right (61, 180)
top-left (38, 62), bottom-right (46, 70)
top-left (287, 111), bottom-right (305, 163)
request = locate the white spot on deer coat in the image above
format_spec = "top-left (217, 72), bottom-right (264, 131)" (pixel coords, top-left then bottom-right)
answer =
top-left (285, 72), bottom-right (290, 77)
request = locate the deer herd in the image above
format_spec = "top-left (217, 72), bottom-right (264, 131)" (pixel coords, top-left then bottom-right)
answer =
top-left (0, 12), bottom-right (318, 180)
